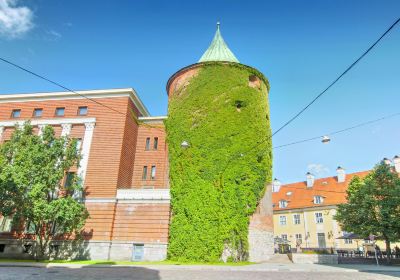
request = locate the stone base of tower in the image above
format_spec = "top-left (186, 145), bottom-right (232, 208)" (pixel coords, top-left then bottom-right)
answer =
top-left (248, 184), bottom-right (275, 262)
top-left (248, 220), bottom-right (274, 262)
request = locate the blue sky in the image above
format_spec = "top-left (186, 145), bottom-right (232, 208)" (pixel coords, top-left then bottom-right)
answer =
top-left (0, 0), bottom-right (399, 183)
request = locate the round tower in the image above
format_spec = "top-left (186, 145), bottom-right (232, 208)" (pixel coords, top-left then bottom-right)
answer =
top-left (165, 23), bottom-right (274, 262)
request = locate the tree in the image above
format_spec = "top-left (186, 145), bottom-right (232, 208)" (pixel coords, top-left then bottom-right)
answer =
top-left (0, 123), bottom-right (89, 259)
top-left (335, 161), bottom-right (400, 264)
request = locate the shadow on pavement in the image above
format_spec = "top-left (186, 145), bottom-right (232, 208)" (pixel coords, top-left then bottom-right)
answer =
top-left (0, 266), bottom-right (161, 280)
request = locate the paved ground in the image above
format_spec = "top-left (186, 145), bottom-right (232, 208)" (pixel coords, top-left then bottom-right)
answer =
top-left (1, 266), bottom-right (400, 280)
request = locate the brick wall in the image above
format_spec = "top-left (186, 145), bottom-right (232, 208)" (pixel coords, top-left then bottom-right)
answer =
top-left (111, 203), bottom-right (170, 243)
top-left (131, 124), bottom-right (168, 189)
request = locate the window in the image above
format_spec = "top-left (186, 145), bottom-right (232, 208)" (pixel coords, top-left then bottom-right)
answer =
top-left (314, 195), bottom-right (323, 204)
top-left (132, 244), bottom-right (144, 261)
top-left (78, 106), bottom-right (88, 116)
top-left (317, 232), bottom-right (326, 248)
top-left (11, 109), bottom-right (21, 118)
top-left (33, 108), bottom-right (43, 118)
top-left (75, 138), bottom-right (82, 151)
top-left (0, 244), bottom-right (5, 253)
top-left (295, 234), bottom-right (302, 245)
top-left (25, 221), bottom-right (36, 234)
top-left (55, 107), bottom-right (65, 117)
top-left (0, 216), bottom-right (12, 232)
top-left (153, 137), bottom-right (158, 150)
top-left (293, 214), bottom-right (301, 225)
top-left (142, 166), bottom-right (148, 180)
top-left (344, 239), bottom-right (353, 244)
top-left (279, 215), bottom-right (287, 226)
top-left (281, 234), bottom-right (288, 241)
top-left (315, 212), bottom-right (324, 224)
top-left (151, 165), bottom-right (156, 180)
top-left (64, 172), bottom-right (75, 188)
top-left (145, 137), bottom-right (150, 150)
top-left (279, 200), bottom-right (288, 208)
top-left (51, 222), bottom-right (63, 235)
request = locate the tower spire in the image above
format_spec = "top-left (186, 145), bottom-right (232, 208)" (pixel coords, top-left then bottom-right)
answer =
top-left (198, 22), bottom-right (239, 63)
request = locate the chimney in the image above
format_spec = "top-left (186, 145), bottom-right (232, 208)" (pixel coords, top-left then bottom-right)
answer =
top-left (272, 178), bottom-right (281, 193)
top-left (383, 157), bottom-right (392, 165)
top-left (336, 166), bottom-right (346, 183)
top-left (393, 156), bottom-right (400, 173)
top-left (306, 172), bottom-right (315, 188)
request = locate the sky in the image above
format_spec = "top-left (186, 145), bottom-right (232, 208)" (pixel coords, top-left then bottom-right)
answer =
top-left (0, 0), bottom-right (399, 183)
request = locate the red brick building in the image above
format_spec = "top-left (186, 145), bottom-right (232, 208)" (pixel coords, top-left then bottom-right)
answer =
top-left (0, 24), bottom-right (275, 262)
top-left (0, 88), bottom-right (170, 260)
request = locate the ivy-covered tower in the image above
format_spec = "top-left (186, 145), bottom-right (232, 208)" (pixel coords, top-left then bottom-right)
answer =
top-left (165, 23), bottom-right (274, 262)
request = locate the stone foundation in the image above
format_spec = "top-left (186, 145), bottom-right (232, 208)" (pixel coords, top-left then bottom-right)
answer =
top-left (0, 239), bottom-right (167, 261)
top-left (248, 184), bottom-right (275, 262)
top-left (289, 253), bottom-right (338, 264)
top-left (248, 229), bottom-right (274, 262)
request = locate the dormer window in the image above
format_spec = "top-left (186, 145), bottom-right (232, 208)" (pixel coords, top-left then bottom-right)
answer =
top-left (279, 200), bottom-right (288, 208)
top-left (314, 195), bottom-right (323, 204)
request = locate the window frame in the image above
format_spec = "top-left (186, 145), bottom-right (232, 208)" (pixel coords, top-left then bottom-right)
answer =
top-left (295, 233), bottom-right (302, 244)
top-left (150, 165), bottom-right (156, 180)
top-left (153, 137), bottom-right (158, 150)
top-left (314, 195), bottom-right (323, 204)
top-left (293, 214), bottom-right (301, 225)
top-left (64, 172), bottom-right (75, 188)
top-left (0, 216), bottom-right (13, 232)
top-left (281, 234), bottom-right (288, 241)
top-left (11, 109), bottom-right (21, 118)
top-left (55, 107), bottom-right (65, 117)
top-left (279, 200), bottom-right (288, 209)
top-left (75, 138), bottom-right (82, 151)
top-left (315, 212), bottom-right (324, 224)
top-left (77, 106), bottom-right (88, 116)
top-left (33, 108), bottom-right (43, 118)
top-left (279, 215), bottom-right (287, 226)
top-left (142, 166), bottom-right (148, 180)
top-left (145, 137), bottom-right (151, 150)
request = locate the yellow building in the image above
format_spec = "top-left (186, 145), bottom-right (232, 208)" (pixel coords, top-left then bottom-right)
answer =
top-left (272, 168), bottom-right (371, 251)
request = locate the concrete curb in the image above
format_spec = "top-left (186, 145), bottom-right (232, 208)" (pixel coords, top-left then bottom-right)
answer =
top-left (1, 262), bottom-right (399, 273)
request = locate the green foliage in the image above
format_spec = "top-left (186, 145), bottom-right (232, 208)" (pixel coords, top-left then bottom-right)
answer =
top-left (0, 123), bottom-right (89, 259)
top-left (335, 161), bottom-right (400, 261)
top-left (166, 64), bottom-right (272, 262)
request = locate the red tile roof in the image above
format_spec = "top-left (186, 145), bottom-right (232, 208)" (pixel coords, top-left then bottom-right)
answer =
top-left (272, 171), bottom-right (370, 211)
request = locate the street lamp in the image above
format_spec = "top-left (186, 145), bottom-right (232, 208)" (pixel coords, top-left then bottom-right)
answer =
top-left (321, 136), bottom-right (331, 144)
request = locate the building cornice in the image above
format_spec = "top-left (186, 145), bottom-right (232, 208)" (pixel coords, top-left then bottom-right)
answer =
top-left (0, 88), bottom-right (150, 117)
top-left (138, 116), bottom-right (167, 124)
top-left (274, 204), bottom-right (337, 214)
top-left (0, 117), bottom-right (96, 127)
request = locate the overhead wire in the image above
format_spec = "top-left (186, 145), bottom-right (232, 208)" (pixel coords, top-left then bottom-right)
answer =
top-left (0, 18), bottom-right (399, 152)
top-left (271, 17), bottom-right (400, 137)
top-left (0, 57), bottom-right (166, 132)
top-left (273, 112), bottom-right (400, 149)
top-left (218, 17), bottom-right (400, 173)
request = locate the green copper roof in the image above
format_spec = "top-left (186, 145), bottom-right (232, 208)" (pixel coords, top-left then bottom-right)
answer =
top-left (199, 23), bottom-right (239, 63)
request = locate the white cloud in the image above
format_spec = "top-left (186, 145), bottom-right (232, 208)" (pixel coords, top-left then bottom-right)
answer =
top-left (46, 29), bottom-right (61, 40)
top-left (307, 163), bottom-right (330, 177)
top-left (0, 0), bottom-right (33, 38)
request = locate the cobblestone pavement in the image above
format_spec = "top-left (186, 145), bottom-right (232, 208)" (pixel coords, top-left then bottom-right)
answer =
top-left (1, 267), bottom-right (400, 280)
